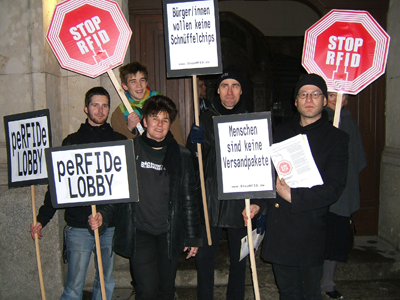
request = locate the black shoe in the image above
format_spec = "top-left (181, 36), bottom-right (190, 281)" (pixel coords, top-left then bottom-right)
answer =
top-left (325, 290), bottom-right (344, 300)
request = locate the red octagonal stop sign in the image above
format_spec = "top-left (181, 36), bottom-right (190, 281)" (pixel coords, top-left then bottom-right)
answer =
top-left (302, 10), bottom-right (390, 94)
top-left (46, 0), bottom-right (132, 78)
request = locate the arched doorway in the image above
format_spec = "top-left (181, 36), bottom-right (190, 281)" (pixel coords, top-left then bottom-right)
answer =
top-left (128, 0), bottom-right (389, 235)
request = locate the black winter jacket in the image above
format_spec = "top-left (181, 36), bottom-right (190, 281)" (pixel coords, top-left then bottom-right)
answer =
top-left (36, 120), bottom-right (126, 228)
top-left (97, 136), bottom-right (202, 260)
top-left (195, 102), bottom-right (263, 228)
top-left (262, 110), bottom-right (349, 267)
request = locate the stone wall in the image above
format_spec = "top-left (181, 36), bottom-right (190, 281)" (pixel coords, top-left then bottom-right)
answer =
top-left (379, 0), bottom-right (400, 251)
top-left (0, 0), bottom-right (128, 298)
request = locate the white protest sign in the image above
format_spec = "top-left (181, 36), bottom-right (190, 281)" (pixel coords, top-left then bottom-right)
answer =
top-left (163, 0), bottom-right (222, 77)
top-left (46, 140), bottom-right (138, 208)
top-left (214, 112), bottom-right (275, 200)
top-left (4, 110), bottom-right (52, 188)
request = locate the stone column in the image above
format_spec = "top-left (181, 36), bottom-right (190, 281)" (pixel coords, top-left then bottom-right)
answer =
top-left (0, 0), bottom-right (130, 298)
top-left (379, 0), bottom-right (400, 251)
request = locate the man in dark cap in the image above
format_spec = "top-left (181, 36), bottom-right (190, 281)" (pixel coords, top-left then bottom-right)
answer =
top-left (188, 68), bottom-right (263, 300)
top-left (244, 73), bottom-right (349, 299)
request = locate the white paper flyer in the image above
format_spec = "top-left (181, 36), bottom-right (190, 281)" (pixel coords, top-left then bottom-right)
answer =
top-left (239, 229), bottom-right (265, 261)
top-left (268, 134), bottom-right (323, 188)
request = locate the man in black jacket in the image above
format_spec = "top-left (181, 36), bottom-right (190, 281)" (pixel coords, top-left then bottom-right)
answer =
top-left (188, 68), bottom-right (263, 300)
top-left (30, 87), bottom-right (126, 300)
top-left (89, 95), bottom-right (202, 300)
top-left (245, 74), bottom-right (349, 300)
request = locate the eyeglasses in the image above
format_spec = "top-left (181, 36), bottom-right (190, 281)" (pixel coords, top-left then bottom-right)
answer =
top-left (297, 91), bottom-right (324, 100)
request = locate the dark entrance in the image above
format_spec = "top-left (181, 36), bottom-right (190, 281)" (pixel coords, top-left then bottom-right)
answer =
top-left (128, 0), bottom-right (388, 235)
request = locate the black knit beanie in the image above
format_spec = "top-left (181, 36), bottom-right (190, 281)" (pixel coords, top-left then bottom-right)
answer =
top-left (216, 70), bottom-right (245, 88)
top-left (294, 73), bottom-right (328, 99)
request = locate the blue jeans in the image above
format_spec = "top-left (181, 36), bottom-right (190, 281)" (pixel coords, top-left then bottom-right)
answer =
top-left (61, 226), bottom-right (115, 300)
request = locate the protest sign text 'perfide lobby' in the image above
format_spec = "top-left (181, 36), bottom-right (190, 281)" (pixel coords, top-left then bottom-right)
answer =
top-left (56, 150), bottom-right (122, 198)
top-left (11, 120), bottom-right (48, 177)
top-left (46, 141), bottom-right (137, 207)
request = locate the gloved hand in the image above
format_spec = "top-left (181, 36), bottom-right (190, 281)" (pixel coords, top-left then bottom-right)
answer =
top-left (189, 124), bottom-right (204, 144)
top-left (256, 214), bottom-right (267, 235)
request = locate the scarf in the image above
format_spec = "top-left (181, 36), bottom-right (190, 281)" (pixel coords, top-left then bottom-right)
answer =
top-left (140, 130), bottom-right (181, 176)
top-left (213, 96), bottom-right (247, 115)
top-left (119, 88), bottom-right (161, 120)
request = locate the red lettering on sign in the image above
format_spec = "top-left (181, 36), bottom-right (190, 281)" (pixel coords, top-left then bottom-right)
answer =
top-left (59, 4), bottom-right (119, 64)
top-left (314, 22), bottom-right (376, 82)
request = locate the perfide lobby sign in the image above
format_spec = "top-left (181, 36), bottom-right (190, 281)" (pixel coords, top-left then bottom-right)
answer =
top-left (45, 140), bottom-right (138, 208)
top-left (214, 112), bottom-right (276, 200)
top-left (4, 109), bottom-right (52, 188)
top-left (163, 0), bottom-right (222, 77)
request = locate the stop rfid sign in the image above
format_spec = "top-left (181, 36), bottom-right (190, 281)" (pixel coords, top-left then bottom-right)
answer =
top-left (302, 9), bottom-right (390, 94)
top-left (46, 0), bottom-right (132, 78)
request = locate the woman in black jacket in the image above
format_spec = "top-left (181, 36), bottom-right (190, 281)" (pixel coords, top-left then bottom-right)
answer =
top-left (89, 95), bottom-right (202, 300)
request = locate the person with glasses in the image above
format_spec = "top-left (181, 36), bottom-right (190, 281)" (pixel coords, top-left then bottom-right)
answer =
top-left (244, 73), bottom-right (349, 300)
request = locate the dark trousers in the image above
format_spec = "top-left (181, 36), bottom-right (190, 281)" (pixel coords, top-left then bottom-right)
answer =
top-left (272, 264), bottom-right (323, 300)
top-left (130, 229), bottom-right (180, 300)
top-left (196, 225), bottom-right (247, 300)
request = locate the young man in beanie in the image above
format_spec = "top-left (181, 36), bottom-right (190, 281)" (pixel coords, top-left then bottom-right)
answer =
top-left (189, 68), bottom-right (263, 300)
top-left (244, 74), bottom-right (349, 299)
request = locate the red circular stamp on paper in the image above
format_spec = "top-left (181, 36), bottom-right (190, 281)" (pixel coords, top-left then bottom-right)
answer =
top-left (277, 160), bottom-right (292, 176)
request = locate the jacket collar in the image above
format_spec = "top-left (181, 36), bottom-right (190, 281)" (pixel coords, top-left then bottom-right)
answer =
top-left (291, 109), bottom-right (329, 134)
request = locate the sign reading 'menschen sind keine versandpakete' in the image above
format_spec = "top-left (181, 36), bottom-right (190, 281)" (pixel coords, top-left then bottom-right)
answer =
top-left (163, 0), bottom-right (222, 77)
top-left (214, 112), bottom-right (276, 200)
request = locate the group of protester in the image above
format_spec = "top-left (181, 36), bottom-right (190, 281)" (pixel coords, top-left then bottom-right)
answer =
top-left (30, 61), bottom-right (366, 300)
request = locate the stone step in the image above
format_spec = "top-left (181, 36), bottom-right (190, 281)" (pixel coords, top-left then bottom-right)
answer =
top-left (112, 279), bottom-right (400, 300)
top-left (176, 236), bottom-right (400, 288)
top-left (109, 236), bottom-right (400, 299)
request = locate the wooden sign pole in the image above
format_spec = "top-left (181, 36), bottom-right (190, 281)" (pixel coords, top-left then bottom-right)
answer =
top-left (245, 198), bottom-right (260, 300)
top-left (91, 205), bottom-right (107, 300)
top-left (31, 185), bottom-right (46, 300)
top-left (333, 92), bottom-right (343, 128)
top-left (107, 69), bottom-right (143, 135)
top-left (192, 75), bottom-right (212, 246)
